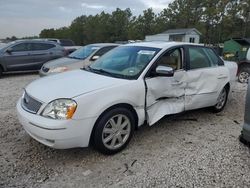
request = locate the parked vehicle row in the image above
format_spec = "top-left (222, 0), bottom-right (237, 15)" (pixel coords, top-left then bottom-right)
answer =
top-left (16, 42), bottom-right (238, 154)
top-left (0, 40), bottom-right (118, 78)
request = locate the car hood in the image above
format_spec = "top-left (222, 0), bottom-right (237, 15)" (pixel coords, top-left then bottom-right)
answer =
top-left (25, 70), bottom-right (128, 103)
top-left (44, 57), bottom-right (82, 68)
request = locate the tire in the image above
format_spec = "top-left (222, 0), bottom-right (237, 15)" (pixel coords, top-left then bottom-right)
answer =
top-left (239, 134), bottom-right (249, 146)
top-left (93, 107), bottom-right (135, 155)
top-left (238, 66), bottom-right (250, 83)
top-left (211, 86), bottom-right (228, 113)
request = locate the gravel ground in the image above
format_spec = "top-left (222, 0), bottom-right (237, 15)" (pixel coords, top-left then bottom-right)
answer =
top-left (0, 73), bottom-right (250, 188)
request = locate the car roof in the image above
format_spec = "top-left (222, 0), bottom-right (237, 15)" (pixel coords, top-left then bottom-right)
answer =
top-left (89, 43), bottom-right (119, 47)
top-left (12, 39), bottom-right (59, 45)
top-left (124, 41), bottom-right (204, 49)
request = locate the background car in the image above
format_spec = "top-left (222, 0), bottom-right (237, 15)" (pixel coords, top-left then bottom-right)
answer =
top-left (0, 40), bottom-right (65, 77)
top-left (42, 38), bottom-right (81, 54)
top-left (39, 43), bottom-right (118, 76)
top-left (240, 81), bottom-right (250, 144)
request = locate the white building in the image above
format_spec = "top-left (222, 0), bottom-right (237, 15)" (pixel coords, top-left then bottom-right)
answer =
top-left (145, 28), bottom-right (202, 43)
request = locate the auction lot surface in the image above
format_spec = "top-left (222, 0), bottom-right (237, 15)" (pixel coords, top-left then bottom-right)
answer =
top-left (1, 73), bottom-right (250, 188)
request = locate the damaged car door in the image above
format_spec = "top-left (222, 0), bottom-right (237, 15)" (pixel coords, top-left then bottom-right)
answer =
top-left (145, 47), bottom-right (186, 125)
top-left (184, 46), bottom-right (229, 110)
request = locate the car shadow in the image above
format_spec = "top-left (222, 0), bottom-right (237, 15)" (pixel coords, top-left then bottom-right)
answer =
top-left (2, 71), bottom-right (39, 78)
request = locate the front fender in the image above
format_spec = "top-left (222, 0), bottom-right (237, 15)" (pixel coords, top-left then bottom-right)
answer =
top-left (72, 80), bottom-right (146, 126)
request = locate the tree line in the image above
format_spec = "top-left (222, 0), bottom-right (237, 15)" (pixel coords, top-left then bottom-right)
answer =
top-left (38, 0), bottom-right (250, 45)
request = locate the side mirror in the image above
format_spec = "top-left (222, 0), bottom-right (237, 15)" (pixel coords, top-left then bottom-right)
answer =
top-left (6, 48), bottom-right (13, 54)
top-left (91, 55), bottom-right (100, 61)
top-left (155, 65), bottom-right (174, 77)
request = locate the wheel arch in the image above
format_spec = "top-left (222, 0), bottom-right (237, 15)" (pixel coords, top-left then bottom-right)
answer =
top-left (89, 103), bottom-right (139, 146)
top-left (225, 82), bottom-right (230, 93)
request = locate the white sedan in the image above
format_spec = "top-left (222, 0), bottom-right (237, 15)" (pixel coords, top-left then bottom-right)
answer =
top-left (16, 42), bottom-right (237, 154)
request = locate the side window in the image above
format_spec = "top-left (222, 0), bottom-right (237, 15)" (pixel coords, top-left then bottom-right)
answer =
top-left (188, 47), bottom-right (213, 70)
top-left (157, 48), bottom-right (182, 70)
top-left (93, 46), bottom-right (117, 57)
top-left (204, 48), bottom-right (220, 66)
top-left (11, 43), bottom-right (30, 52)
top-left (31, 43), bottom-right (55, 51)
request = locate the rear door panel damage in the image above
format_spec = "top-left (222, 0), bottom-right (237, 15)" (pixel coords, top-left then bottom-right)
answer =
top-left (144, 45), bottom-right (232, 126)
top-left (185, 66), bottom-right (229, 110)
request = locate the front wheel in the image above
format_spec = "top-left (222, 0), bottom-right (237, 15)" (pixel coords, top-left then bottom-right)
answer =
top-left (211, 87), bottom-right (228, 113)
top-left (93, 108), bottom-right (135, 155)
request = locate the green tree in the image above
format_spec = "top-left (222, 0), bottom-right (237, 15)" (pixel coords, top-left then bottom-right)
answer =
top-left (38, 1), bottom-right (250, 45)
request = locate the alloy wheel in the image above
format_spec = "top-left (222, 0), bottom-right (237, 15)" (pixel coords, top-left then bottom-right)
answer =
top-left (102, 114), bottom-right (131, 150)
top-left (215, 88), bottom-right (227, 110)
top-left (239, 71), bottom-right (249, 83)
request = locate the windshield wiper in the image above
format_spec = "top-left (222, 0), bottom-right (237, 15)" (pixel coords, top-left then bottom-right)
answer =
top-left (87, 66), bottom-right (125, 78)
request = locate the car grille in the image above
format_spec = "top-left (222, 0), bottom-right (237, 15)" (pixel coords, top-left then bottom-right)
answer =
top-left (42, 66), bottom-right (49, 73)
top-left (21, 92), bottom-right (42, 114)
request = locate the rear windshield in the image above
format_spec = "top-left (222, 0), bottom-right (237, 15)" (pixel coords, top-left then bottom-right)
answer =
top-left (59, 39), bottom-right (75, 46)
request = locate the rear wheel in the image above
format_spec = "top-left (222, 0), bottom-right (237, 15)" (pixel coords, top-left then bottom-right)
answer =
top-left (212, 87), bottom-right (228, 113)
top-left (238, 66), bottom-right (250, 83)
top-left (93, 108), bottom-right (135, 155)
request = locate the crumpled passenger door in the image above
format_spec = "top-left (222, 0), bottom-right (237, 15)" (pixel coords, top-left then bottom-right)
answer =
top-left (145, 47), bottom-right (186, 125)
top-left (184, 46), bottom-right (229, 110)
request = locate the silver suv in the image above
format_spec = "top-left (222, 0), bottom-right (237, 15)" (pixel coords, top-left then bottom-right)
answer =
top-left (0, 40), bottom-right (65, 77)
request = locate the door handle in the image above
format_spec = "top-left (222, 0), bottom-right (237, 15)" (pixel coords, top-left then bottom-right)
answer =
top-left (171, 81), bottom-right (183, 86)
top-left (217, 74), bottom-right (227, 79)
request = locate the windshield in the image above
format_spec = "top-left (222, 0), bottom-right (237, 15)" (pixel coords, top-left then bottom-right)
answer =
top-left (89, 46), bottom-right (161, 79)
top-left (68, 45), bottom-right (100, 59)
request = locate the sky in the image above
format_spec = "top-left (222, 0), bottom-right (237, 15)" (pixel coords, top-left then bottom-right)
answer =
top-left (0, 0), bottom-right (173, 39)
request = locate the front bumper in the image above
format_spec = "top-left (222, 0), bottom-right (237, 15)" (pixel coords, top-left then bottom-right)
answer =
top-left (16, 99), bottom-right (96, 149)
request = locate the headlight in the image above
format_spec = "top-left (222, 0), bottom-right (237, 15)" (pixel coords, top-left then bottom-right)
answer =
top-left (41, 99), bottom-right (77, 120)
top-left (48, 67), bottom-right (69, 73)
